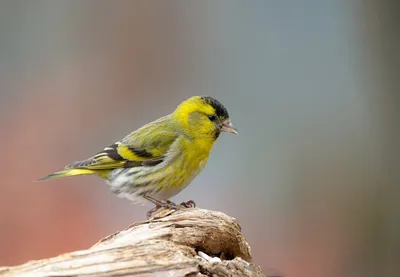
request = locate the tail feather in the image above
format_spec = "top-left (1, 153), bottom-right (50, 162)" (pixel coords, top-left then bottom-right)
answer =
top-left (37, 168), bottom-right (96, 181)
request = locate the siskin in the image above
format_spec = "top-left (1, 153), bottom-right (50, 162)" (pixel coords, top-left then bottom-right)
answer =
top-left (39, 96), bottom-right (238, 218)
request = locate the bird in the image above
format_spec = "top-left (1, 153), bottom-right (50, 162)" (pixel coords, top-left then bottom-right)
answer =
top-left (38, 96), bottom-right (238, 218)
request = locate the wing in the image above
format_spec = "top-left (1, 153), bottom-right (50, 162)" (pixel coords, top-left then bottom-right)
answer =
top-left (66, 116), bottom-right (178, 170)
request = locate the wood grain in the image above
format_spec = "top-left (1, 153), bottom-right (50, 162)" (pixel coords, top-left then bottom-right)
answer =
top-left (0, 208), bottom-right (267, 277)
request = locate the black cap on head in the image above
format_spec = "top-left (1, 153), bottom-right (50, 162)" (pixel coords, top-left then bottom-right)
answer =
top-left (201, 96), bottom-right (229, 119)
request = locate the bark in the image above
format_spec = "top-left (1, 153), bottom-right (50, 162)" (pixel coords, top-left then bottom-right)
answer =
top-left (0, 208), bottom-right (268, 277)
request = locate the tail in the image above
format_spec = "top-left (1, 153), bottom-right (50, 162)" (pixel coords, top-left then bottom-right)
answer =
top-left (37, 168), bottom-right (96, 181)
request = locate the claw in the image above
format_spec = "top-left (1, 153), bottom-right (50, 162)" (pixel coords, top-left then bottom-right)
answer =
top-left (146, 200), bottom-right (180, 219)
top-left (180, 200), bottom-right (196, 208)
top-left (144, 194), bottom-right (196, 219)
top-left (146, 205), bottom-right (161, 219)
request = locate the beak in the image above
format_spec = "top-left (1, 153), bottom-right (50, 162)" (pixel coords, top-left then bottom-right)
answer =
top-left (221, 120), bottom-right (239, 135)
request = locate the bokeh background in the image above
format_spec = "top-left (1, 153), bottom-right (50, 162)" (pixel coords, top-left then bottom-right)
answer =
top-left (0, 1), bottom-right (399, 277)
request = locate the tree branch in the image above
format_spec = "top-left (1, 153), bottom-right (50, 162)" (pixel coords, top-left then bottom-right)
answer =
top-left (0, 208), bottom-right (268, 277)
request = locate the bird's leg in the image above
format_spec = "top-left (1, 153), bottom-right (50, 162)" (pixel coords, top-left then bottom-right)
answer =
top-left (180, 200), bottom-right (196, 208)
top-left (144, 194), bottom-right (178, 208)
top-left (144, 194), bottom-right (179, 218)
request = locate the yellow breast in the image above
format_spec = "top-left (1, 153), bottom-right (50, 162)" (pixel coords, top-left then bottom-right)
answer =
top-left (180, 137), bottom-right (214, 183)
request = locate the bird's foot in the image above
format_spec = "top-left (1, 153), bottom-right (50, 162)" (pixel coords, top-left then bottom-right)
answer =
top-left (162, 199), bottom-right (179, 209)
top-left (180, 199), bottom-right (196, 208)
top-left (146, 199), bottom-right (196, 219)
top-left (146, 200), bottom-right (179, 219)
top-left (146, 205), bottom-right (161, 219)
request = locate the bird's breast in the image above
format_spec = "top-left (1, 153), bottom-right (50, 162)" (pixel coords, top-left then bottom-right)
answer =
top-left (179, 139), bottom-right (213, 182)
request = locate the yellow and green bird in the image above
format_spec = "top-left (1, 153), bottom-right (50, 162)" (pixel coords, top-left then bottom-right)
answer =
top-left (39, 96), bottom-right (238, 218)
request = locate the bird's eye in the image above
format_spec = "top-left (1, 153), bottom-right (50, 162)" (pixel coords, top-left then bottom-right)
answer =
top-left (208, 115), bottom-right (217, 122)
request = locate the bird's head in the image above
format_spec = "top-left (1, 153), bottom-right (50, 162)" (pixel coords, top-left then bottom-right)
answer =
top-left (172, 96), bottom-right (238, 140)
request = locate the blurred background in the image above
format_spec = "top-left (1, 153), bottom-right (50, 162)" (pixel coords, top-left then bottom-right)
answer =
top-left (0, 1), bottom-right (399, 276)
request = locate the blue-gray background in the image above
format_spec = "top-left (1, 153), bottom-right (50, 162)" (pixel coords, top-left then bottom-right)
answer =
top-left (1, 1), bottom-right (398, 277)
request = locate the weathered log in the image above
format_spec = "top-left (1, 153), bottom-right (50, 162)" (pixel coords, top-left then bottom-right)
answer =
top-left (0, 208), bottom-right (268, 277)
